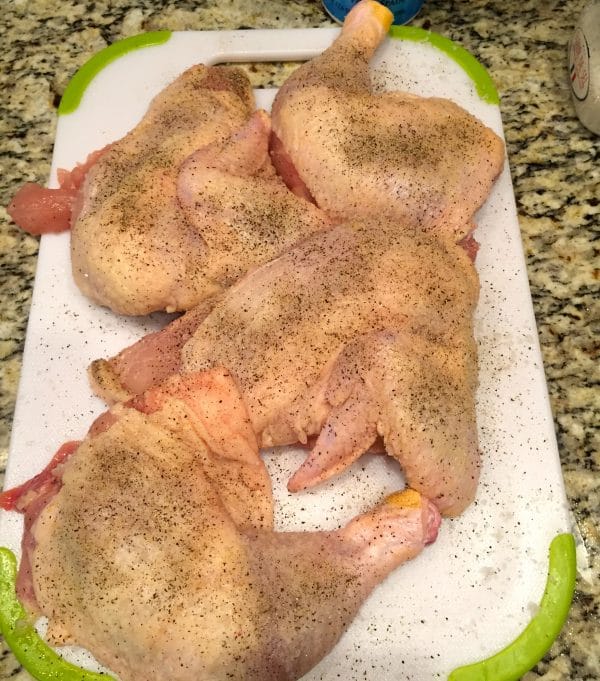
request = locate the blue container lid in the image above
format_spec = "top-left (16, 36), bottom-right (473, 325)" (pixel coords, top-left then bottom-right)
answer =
top-left (322, 0), bottom-right (424, 25)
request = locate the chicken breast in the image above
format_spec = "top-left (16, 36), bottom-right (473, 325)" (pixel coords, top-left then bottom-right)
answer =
top-left (91, 219), bottom-right (480, 515)
top-left (12, 368), bottom-right (439, 681)
top-left (270, 0), bottom-right (505, 242)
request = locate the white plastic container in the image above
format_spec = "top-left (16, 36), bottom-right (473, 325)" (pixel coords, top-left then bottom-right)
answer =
top-left (568, 0), bottom-right (600, 134)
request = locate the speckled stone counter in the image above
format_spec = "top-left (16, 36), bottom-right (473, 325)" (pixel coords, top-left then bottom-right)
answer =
top-left (0, 0), bottom-right (597, 679)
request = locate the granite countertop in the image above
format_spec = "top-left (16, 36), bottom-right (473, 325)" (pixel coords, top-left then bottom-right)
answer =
top-left (0, 0), bottom-right (597, 679)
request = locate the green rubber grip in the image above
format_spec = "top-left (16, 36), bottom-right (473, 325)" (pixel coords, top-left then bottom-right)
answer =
top-left (59, 31), bottom-right (172, 115)
top-left (0, 547), bottom-right (116, 681)
top-left (58, 25), bottom-right (498, 115)
top-left (389, 25), bottom-right (500, 105)
top-left (448, 533), bottom-right (577, 681)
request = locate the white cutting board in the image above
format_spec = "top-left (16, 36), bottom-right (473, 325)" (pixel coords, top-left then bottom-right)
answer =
top-left (1, 28), bottom-right (572, 680)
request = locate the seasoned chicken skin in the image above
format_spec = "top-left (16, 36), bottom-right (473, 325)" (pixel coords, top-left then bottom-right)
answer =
top-left (271, 0), bottom-right (505, 241)
top-left (91, 220), bottom-right (480, 515)
top-left (176, 109), bottom-right (331, 294)
top-left (71, 64), bottom-right (254, 314)
top-left (21, 368), bottom-right (439, 681)
top-left (72, 66), bottom-right (330, 317)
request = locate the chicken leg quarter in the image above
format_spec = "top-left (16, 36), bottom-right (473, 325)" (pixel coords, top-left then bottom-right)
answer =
top-left (91, 219), bottom-right (480, 515)
top-left (71, 65), bottom-right (254, 315)
top-left (17, 368), bottom-right (439, 681)
top-left (270, 0), bottom-right (505, 242)
top-left (71, 68), bottom-right (329, 315)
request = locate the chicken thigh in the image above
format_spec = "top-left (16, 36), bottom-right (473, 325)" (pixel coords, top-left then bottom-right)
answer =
top-left (71, 67), bottom-right (329, 315)
top-left (71, 64), bottom-right (254, 314)
top-left (176, 110), bottom-right (331, 295)
top-left (10, 368), bottom-right (439, 681)
top-left (270, 0), bottom-right (505, 242)
top-left (91, 219), bottom-right (480, 515)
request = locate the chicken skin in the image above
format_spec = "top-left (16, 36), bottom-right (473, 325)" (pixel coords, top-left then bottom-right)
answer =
top-left (270, 0), bottom-right (505, 242)
top-left (71, 64), bottom-right (254, 315)
top-left (176, 109), bottom-right (331, 295)
top-left (14, 368), bottom-right (439, 681)
top-left (71, 66), bottom-right (329, 316)
top-left (91, 220), bottom-right (480, 515)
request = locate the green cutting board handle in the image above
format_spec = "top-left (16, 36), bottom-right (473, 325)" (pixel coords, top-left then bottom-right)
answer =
top-left (449, 533), bottom-right (576, 681)
top-left (59, 31), bottom-right (172, 115)
top-left (58, 25), bottom-right (499, 116)
top-left (389, 25), bottom-right (499, 105)
top-left (0, 534), bottom-right (576, 681)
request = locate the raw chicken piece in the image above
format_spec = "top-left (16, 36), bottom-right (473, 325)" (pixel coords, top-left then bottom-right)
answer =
top-left (71, 64), bottom-right (254, 315)
top-left (91, 219), bottom-right (480, 515)
top-left (271, 0), bottom-right (505, 242)
top-left (285, 327), bottom-right (479, 516)
top-left (0, 441), bottom-right (81, 612)
top-left (7, 148), bottom-right (107, 235)
top-left (176, 110), bottom-right (331, 295)
top-left (11, 367), bottom-right (439, 681)
top-left (72, 72), bottom-right (329, 315)
top-left (91, 300), bottom-right (217, 404)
